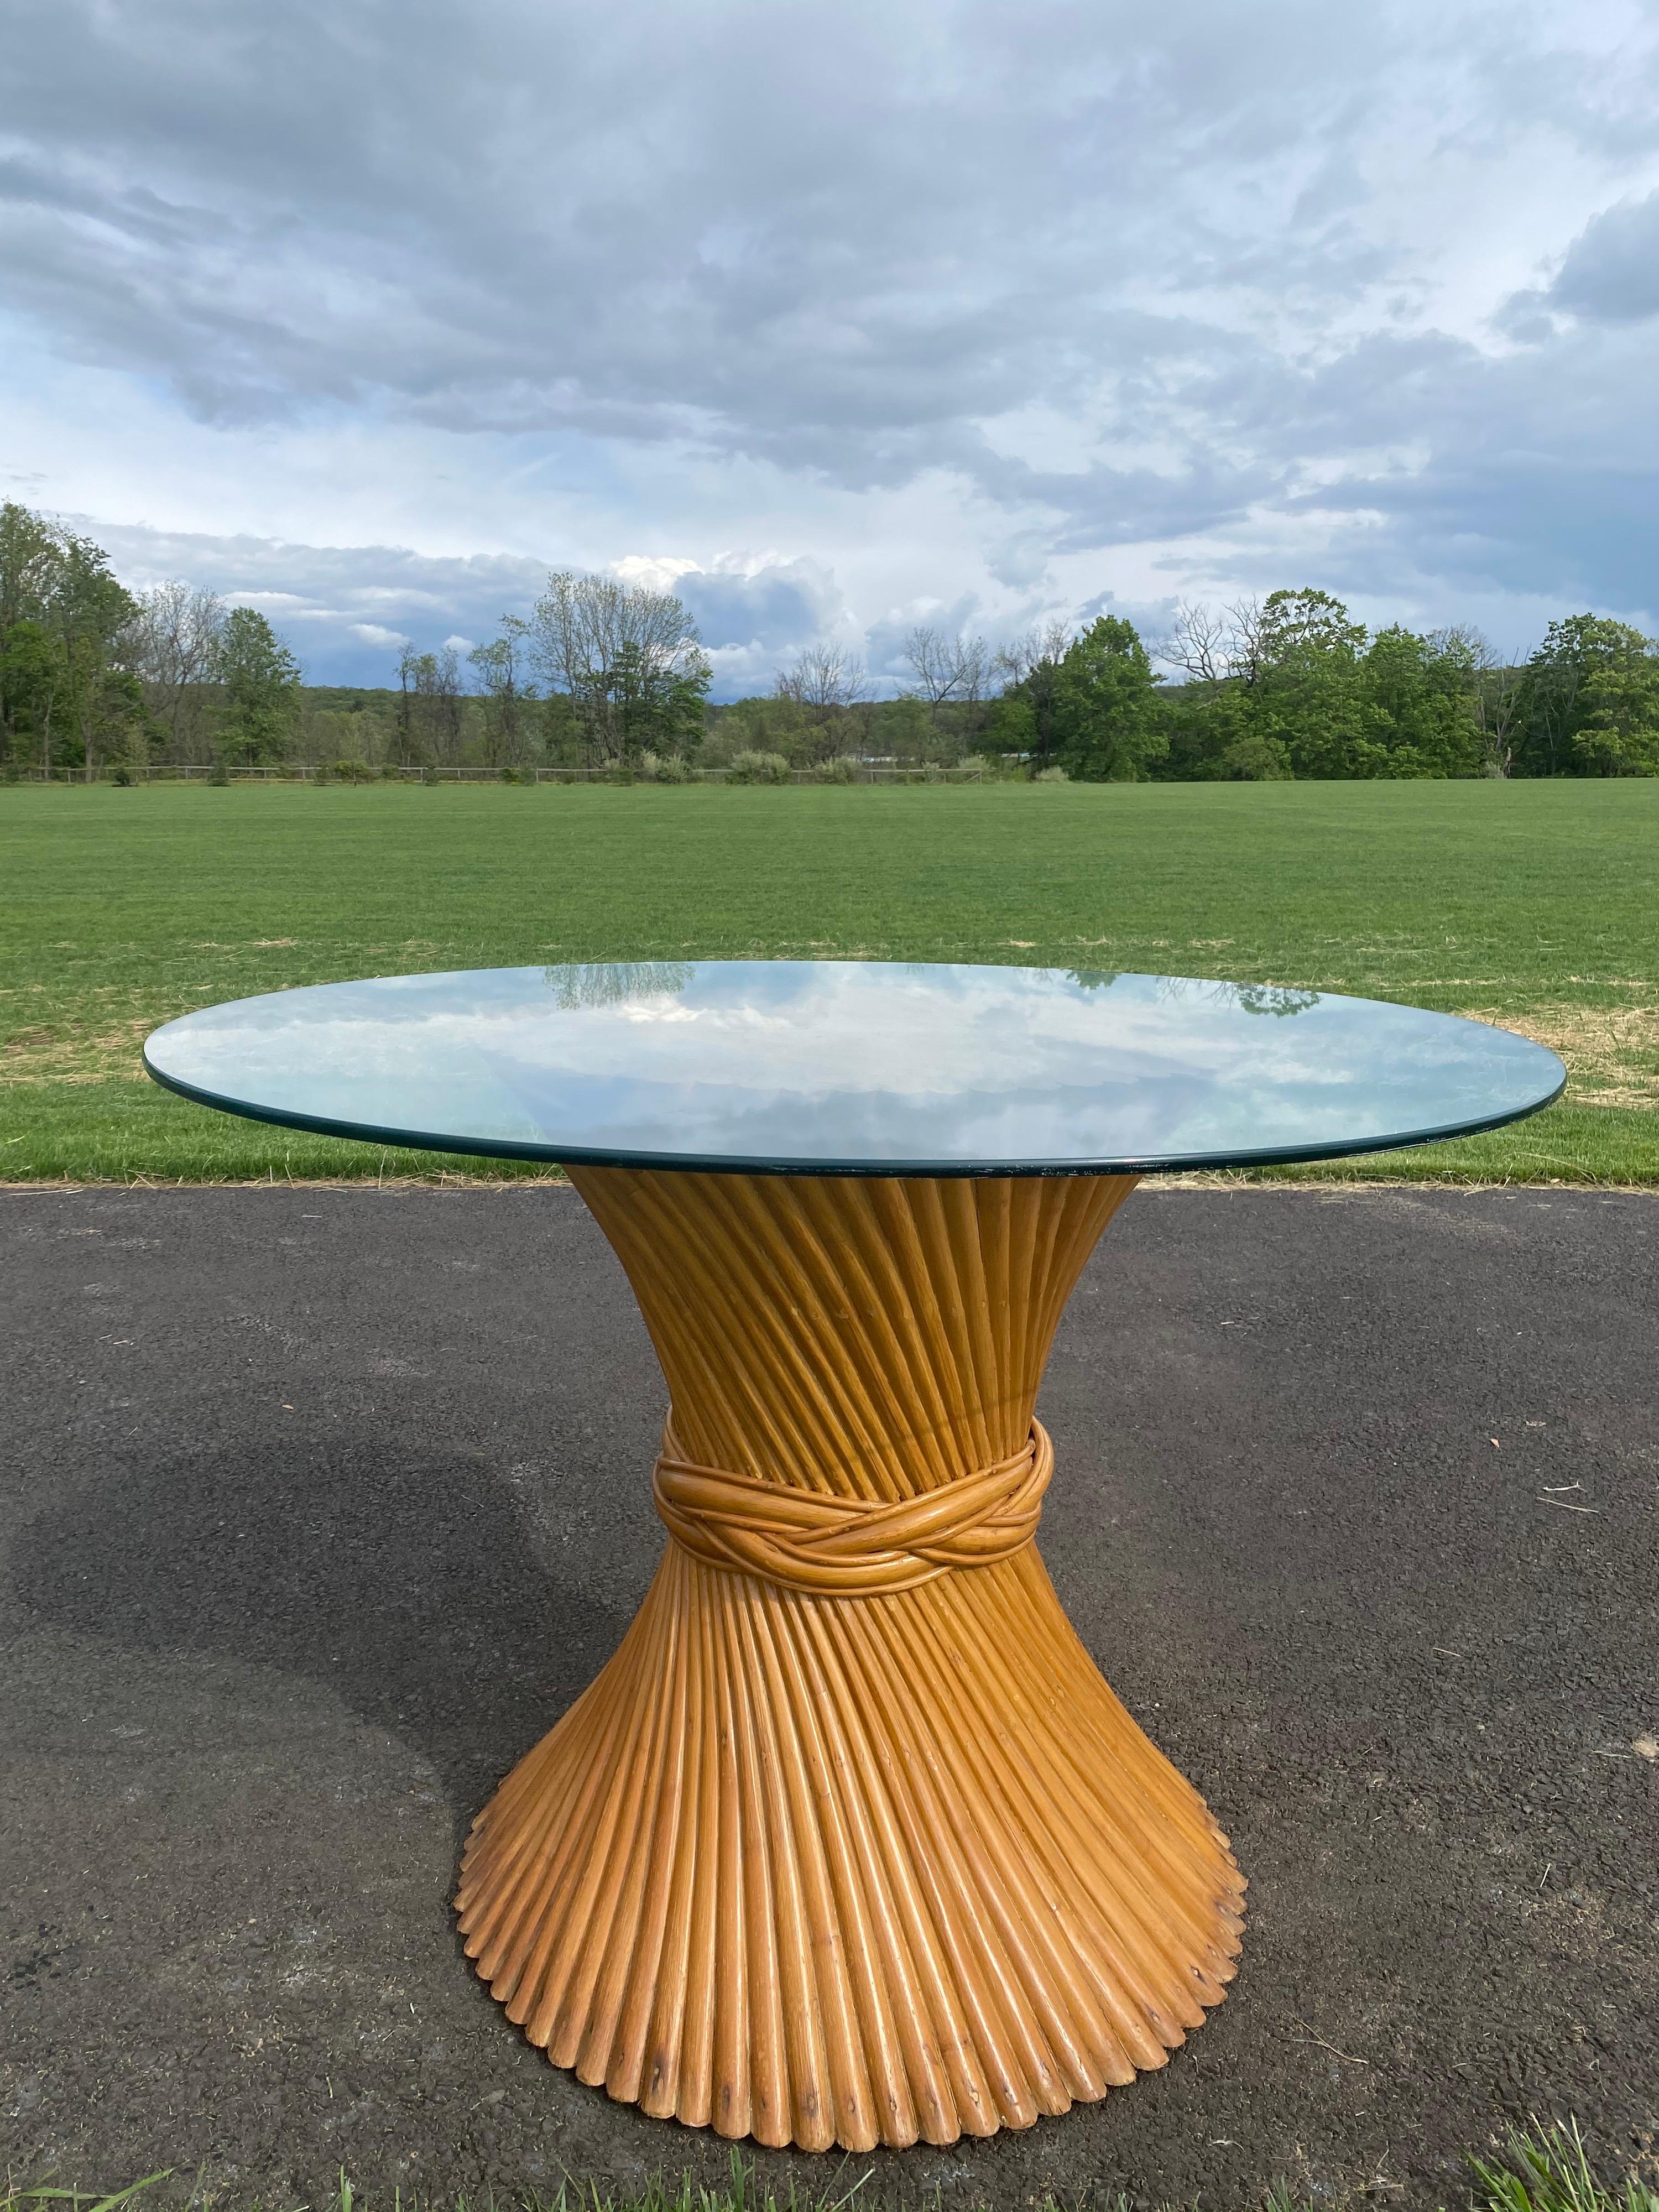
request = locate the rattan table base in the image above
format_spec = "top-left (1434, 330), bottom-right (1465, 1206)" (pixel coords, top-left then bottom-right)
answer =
top-left (456, 1167), bottom-right (1245, 2151)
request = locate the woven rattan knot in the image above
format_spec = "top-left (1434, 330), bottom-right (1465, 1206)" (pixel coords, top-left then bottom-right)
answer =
top-left (652, 1419), bottom-right (1053, 1596)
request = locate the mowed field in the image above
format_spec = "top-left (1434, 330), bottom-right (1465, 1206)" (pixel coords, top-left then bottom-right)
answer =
top-left (2, 779), bottom-right (1657, 1183)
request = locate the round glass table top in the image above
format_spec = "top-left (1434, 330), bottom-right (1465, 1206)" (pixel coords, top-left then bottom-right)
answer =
top-left (142, 961), bottom-right (1564, 1177)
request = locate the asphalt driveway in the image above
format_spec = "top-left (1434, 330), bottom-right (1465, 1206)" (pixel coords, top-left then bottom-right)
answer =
top-left (2, 1183), bottom-right (1655, 2208)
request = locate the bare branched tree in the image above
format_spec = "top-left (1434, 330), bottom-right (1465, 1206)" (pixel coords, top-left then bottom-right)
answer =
top-left (1224, 597), bottom-right (1265, 686)
top-left (904, 625), bottom-right (991, 713)
top-left (954, 634), bottom-right (989, 707)
top-left (1146, 597), bottom-right (1266, 687)
top-left (469, 615), bottom-right (536, 766)
top-left (528, 570), bottom-right (709, 763)
top-left (993, 621), bottom-right (1071, 689)
top-left (1152, 599), bottom-right (1230, 685)
top-left (1430, 622), bottom-right (1526, 776)
top-left (395, 643), bottom-right (464, 764)
top-left (775, 641), bottom-right (868, 715)
top-left (903, 625), bottom-right (951, 706)
top-left (132, 579), bottom-right (225, 758)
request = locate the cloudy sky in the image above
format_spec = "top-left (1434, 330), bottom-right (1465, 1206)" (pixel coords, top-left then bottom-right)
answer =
top-left (4, 0), bottom-right (1658, 692)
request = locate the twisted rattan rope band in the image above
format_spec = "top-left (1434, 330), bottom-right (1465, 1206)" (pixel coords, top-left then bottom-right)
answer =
top-left (653, 1418), bottom-right (1053, 1596)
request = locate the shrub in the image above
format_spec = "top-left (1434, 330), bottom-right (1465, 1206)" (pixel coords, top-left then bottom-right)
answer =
top-left (1032, 764), bottom-right (1069, 783)
top-left (421, 764), bottom-right (440, 785)
top-left (638, 751), bottom-right (691, 783)
top-left (108, 763), bottom-right (134, 786)
top-left (333, 758), bottom-right (373, 782)
top-left (728, 750), bottom-right (793, 785)
top-left (379, 762), bottom-right (401, 780)
top-left (206, 758), bottom-right (230, 786)
top-left (1222, 734), bottom-right (1293, 782)
top-left (813, 756), bottom-right (857, 784)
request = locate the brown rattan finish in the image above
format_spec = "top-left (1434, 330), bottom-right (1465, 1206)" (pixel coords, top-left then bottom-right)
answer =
top-left (455, 1166), bottom-right (1245, 2151)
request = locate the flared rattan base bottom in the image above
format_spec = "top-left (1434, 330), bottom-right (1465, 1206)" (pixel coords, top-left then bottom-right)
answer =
top-left (456, 1164), bottom-right (1245, 2150)
top-left (457, 1541), bottom-right (1244, 2149)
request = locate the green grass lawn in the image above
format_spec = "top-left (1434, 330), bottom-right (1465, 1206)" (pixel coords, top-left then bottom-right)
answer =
top-left (3, 779), bottom-right (1657, 1185)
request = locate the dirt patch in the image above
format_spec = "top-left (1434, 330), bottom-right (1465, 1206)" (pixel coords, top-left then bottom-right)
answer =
top-left (1457, 999), bottom-right (1659, 1109)
top-left (1, 1016), bottom-right (155, 1084)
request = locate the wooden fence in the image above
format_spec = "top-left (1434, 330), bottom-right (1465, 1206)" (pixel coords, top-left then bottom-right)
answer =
top-left (16, 763), bottom-right (986, 786)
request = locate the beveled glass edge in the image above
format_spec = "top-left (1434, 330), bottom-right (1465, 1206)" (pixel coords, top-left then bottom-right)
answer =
top-left (141, 1047), bottom-right (1567, 1178)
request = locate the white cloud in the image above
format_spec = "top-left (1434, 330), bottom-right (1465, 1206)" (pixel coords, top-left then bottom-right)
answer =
top-left (613, 555), bottom-right (701, 592)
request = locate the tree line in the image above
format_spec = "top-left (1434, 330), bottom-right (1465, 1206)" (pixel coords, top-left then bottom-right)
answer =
top-left (0, 504), bottom-right (302, 779)
top-left (3, 500), bottom-right (1656, 781)
top-left (1011, 593), bottom-right (1659, 782)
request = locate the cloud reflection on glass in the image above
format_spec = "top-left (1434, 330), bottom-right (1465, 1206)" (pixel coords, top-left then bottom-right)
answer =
top-left (143, 962), bottom-right (1564, 1176)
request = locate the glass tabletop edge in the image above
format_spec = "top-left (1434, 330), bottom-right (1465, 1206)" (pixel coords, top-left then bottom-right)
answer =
top-left (142, 1053), bottom-right (1567, 1181)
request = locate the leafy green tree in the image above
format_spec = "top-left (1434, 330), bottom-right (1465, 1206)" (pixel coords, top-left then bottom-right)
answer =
top-left (989, 623), bottom-right (1069, 769)
top-left (1517, 615), bottom-right (1608, 776)
top-left (48, 532), bottom-right (143, 780)
top-left (1573, 632), bottom-right (1659, 776)
top-left (987, 686), bottom-right (1037, 761)
top-left (1246, 587), bottom-right (1378, 778)
top-left (1358, 625), bottom-right (1483, 778)
top-left (1252, 586), bottom-right (1367, 667)
top-left (84, 667), bottom-right (155, 777)
top-left (539, 688), bottom-right (583, 765)
top-left (0, 507), bottom-right (143, 775)
top-left (1145, 604), bottom-right (1253, 779)
top-left (217, 608), bottom-right (301, 764)
top-left (612, 640), bottom-right (709, 758)
top-left (1219, 728), bottom-right (1294, 780)
top-left (1151, 594), bottom-right (1491, 780)
top-left (1052, 616), bottom-right (1166, 781)
top-left (1152, 672), bottom-right (1259, 779)
top-left (0, 618), bottom-right (59, 773)
top-left (0, 502), bottom-right (60, 642)
top-left (1517, 614), bottom-right (1659, 776)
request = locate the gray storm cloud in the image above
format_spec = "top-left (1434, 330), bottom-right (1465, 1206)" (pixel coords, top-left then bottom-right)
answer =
top-left (1549, 191), bottom-right (1659, 325)
top-left (4, 0), bottom-right (1659, 678)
